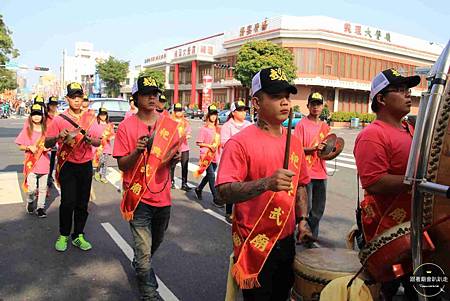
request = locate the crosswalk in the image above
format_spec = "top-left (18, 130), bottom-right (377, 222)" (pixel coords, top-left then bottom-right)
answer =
top-left (326, 152), bottom-right (356, 170)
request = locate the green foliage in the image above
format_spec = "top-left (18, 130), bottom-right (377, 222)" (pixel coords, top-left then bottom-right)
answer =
top-left (96, 56), bottom-right (129, 97)
top-left (293, 105), bottom-right (300, 112)
top-left (329, 112), bottom-right (376, 123)
top-left (359, 113), bottom-right (376, 123)
top-left (0, 15), bottom-right (19, 93)
top-left (234, 40), bottom-right (296, 88)
top-left (0, 68), bottom-right (17, 92)
top-left (320, 104), bottom-right (330, 120)
top-left (330, 112), bottom-right (360, 122)
top-left (138, 69), bottom-right (165, 91)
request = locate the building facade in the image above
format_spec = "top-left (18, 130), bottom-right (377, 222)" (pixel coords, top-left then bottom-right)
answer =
top-left (142, 16), bottom-right (443, 114)
top-left (61, 42), bottom-right (109, 97)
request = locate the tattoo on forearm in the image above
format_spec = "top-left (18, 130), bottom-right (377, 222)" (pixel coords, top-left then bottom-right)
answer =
top-left (218, 178), bottom-right (269, 204)
top-left (295, 185), bottom-right (308, 219)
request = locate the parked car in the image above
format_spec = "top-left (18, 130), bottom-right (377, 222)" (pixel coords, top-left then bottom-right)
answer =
top-left (184, 108), bottom-right (193, 117)
top-left (192, 109), bottom-right (205, 119)
top-left (282, 112), bottom-right (304, 128)
top-left (89, 98), bottom-right (130, 125)
top-left (218, 110), bottom-right (253, 125)
top-left (218, 110), bottom-right (230, 124)
top-left (57, 100), bottom-right (68, 113)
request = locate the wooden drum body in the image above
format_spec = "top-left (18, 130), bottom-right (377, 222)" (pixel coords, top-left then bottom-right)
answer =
top-left (292, 248), bottom-right (379, 301)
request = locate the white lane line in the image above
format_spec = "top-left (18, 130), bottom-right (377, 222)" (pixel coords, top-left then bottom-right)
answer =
top-left (326, 160), bottom-right (356, 170)
top-left (203, 209), bottom-right (231, 226)
top-left (0, 172), bottom-right (24, 204)
top-left (336, 156), bottom-right (355, 163)
top-left (340, 152), bottom-right (355, 158)
top-left (101, 222), bottom-right (179, 301)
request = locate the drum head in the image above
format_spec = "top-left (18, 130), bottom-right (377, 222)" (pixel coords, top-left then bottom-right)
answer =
top-left (294, 248), bottom-right (361, 277)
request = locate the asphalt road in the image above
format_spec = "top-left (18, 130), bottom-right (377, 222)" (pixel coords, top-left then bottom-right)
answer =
top-left (0, 116), bottom-right (363, 301)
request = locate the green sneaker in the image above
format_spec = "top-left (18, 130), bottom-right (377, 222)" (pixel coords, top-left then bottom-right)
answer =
top-left (72, 234), bottom-right (92, 251)
top-left (55, 235), bottom-right (69, 252)
top-left (94, 172), bottom-right (101, 182)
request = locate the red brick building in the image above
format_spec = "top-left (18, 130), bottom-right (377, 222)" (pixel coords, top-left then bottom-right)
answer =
top-left (142, 16), bottom-right (442, 115)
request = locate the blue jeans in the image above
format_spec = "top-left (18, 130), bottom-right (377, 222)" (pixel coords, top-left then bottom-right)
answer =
top-left (306, 179), bottom-right (327, 239)
top-left (197, 162), bottom-right (217, 199)
top-left (130, 202), bottom-right (171, 300)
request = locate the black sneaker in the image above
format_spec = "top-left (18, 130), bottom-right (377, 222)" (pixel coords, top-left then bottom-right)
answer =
top-left (26, 202), bottom-right (34, 214)
top-left (194, 188), bottom-right (202, 200)
top-left (181, 184), bottom-right (192, 191)
top-left (171, 182), bottom-right (175, 189)
top-left (36, 208), bottom-right (47, 218)
top-left (212, 199), bottom-right (224, 208)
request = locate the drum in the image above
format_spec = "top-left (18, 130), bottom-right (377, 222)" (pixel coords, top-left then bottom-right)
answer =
top-left (291, 248), bottom-right (379, 301)
top-left (360, 68), bottom-right (450, 283)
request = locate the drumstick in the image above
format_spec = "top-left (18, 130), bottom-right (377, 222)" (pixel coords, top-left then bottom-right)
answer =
top-left (283, 108), bottom-right (293, 169)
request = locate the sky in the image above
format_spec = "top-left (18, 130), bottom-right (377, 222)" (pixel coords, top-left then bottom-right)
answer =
top-left (1, 0), bottom-right (449, 87)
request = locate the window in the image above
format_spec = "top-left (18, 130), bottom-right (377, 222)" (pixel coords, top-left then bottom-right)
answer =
top-left (358, 56), bottom-right (364, 80)
top-left (345, 54), bottom-right (352, 78)
top-left (363, 57), bottom-right (370, 81)
top-left (332, 52), bottom-right (338, 76)
top-left (119, 101), bottom-right (130, 111)
top-left (318, 50), bottom-right (324, 75)
top-left (101, 101), bottom-right (122, 112)
top-left (339, 53), bottom-right (345, 77)
top-left (351, 56), bottom-right (358, 79)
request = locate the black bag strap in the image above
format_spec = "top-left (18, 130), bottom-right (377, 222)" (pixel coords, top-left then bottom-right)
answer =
top-left (60, 114), bottom-right (86, 135)
top-left (356, 173), bottom-right (361, 208)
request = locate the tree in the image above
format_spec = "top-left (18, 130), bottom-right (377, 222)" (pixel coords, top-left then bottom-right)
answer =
top-left (96, 56), bottom-right (129, 97)
top-left (0, 14), bottom-right (19, 93)
top-left (138, 69), bottom-right (165, 91)
top-left (234, 40), bottom-right (296, 89)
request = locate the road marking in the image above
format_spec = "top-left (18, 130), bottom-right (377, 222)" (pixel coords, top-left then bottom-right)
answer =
top-left (336, 156), bottom-right (355, 163)
top-left (340, 152), bottom-right (355, 158)
top-left (101, 222), bottom-right (179, 301)
top-left (203, 209), bottom-right (231, 226)
top-left (0, 172), bottom-right (24, 204)
top-left (326, 160), bottom-right (356, 170)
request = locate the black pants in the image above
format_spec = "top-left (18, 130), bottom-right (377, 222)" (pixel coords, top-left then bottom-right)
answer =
top-left (197, 162), bottom-right (217, 199)
top-left (59, 161), bottom-right (93, 238)
top-left (48, 150), bottom-right (57, 179)
top-left (242, 235), bottom-right (295, 301)
top-left (170, 151), bottom-right (189, 185)
top-left (226, 204), bottom-right (233, 215)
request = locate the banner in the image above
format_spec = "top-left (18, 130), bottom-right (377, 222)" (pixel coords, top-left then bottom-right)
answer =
top-left (202, 75), bottom-right (213, 111)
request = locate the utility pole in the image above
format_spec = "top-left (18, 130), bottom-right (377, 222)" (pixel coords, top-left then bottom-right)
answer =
top-left (61, 49), bottom-right (66, 98)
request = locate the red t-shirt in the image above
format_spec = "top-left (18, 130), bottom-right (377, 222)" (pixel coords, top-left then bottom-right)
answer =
top-left (15, 125), bottom-right (50, 174)
top-left (216, 125), bottom-right (311, 239)
top-left (354, 120), bottom-right (412, 209)
top-left (47, 110), bottom-right (102, 163)
top-left (113, 114), bottom-right (177, 207)
top-left (196, 126), bottom-right (220, 163)
top-left (294, 117), bottom-right (330, 179)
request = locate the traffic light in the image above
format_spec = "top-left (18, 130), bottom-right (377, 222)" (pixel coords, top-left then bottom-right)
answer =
top-left (34, 66), bottom-right (49, 71)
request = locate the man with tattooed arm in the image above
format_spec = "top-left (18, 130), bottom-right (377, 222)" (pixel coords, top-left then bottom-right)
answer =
top-left (216, 67), bottom-right (312, 301)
